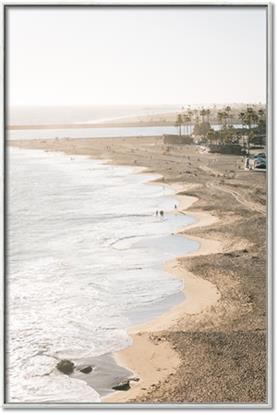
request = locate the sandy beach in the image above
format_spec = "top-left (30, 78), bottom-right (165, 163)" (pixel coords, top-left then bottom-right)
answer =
top-left (9, 136), bottom-right (267, 404)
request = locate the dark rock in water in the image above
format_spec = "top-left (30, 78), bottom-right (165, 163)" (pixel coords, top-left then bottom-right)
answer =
top-left (112, 380), bottom-right (130, 391)
top-left (79, 365), bottom-right (93, 374)
top-left (56, 359), bottom-right (74, 375)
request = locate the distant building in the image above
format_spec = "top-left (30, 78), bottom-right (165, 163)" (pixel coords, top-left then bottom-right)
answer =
top-left (206, 144), bottom-right (243, 155)
top-left (238, 134), bottom-right (265, 148)
top-left (250, 135), bottom-right (266, 147)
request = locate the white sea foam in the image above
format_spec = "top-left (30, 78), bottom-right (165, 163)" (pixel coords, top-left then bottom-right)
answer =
top-left (7, 147), bottom-right (199, 403)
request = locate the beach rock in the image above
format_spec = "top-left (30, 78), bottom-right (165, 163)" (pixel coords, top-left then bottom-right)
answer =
top-left (129, 376), bottom-right (140, 382)
top-left (56, 359), bottom-right (75, 375)
top-left (224, 252), bottom-right (240, 257)
top-left (79, 365), bottom-right (93, 374)
top-left (112, 380), bottom-right (130, 391)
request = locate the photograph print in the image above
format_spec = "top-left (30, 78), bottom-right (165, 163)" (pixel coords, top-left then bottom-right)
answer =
top-left (4, 3), bottom-right (271, 407)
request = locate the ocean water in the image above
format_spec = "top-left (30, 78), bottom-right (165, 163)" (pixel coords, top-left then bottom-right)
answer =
top-left (7, 125), bottom-right (179, 141)
top-left (8, 105), bottom-right (181, 126)
top-left (8, 105), bottom-right (245, 141)
top-left (7, 147), bottom-right (199, 403)
top-left (7, 124), bottom-right (244, 141)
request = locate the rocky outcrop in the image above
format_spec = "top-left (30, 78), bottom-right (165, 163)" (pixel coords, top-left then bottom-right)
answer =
top-left (112, 380), bottom-right (131, 391)
top-left (79, 365), bottom-right (93, 374)
top-left (56, 359), bottom-right (75, 375)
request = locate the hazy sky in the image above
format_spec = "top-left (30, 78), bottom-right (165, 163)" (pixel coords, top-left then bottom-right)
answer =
top-left (7, 6), bottom-right (267, 106)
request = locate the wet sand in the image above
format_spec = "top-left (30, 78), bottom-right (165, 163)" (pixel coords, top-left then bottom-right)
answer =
top-left (9, 137), bottom-right (267, 404)
top-left (104, 208), bottom-right (221, 403)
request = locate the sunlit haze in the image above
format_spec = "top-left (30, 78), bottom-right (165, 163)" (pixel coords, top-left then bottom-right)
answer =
top-left (7, 6), bottom-right (267, 107)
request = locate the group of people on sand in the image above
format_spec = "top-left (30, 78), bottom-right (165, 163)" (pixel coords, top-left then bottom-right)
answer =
top-left (155, 204), bottom-right (178, 217)
top-left (155, 210), bottom-right (164, 217)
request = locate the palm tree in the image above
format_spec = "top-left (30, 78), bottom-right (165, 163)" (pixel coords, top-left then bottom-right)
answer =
top-left (183, 113), bottom-right (191, 135)
top-left (175, 114), bottom-right (183, 137)
top-left (239, 108), bottom-right (259, 154)
top-left (245, 107), bottom-right (259, 130)
top-left (239, 111), bottom-right (245, 126)
top-left (200, 109), bottom-right (206, 123)
top-left (225, 106), bottom-right (232, 126)
top-left (217, 111), bottom-right (224, 129)
top-left (206, 109), bottom-right (211, 123)
top-left (239, 111), bottom-right (247, 148)
top-left (257, 108), bottom-right (266, 135)
top-left (188, 110), bottom-right (193, 135)
top-left (258, 108), bottom-right (265, 118)
top-left (222, 111), bottom-right (228, 128)
top-left (218, 110), bottom-right (232, 143)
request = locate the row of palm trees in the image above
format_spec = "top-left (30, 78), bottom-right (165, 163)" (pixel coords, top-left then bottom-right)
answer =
top-left (204, 107), bottom-right (266, 153)
top-left (175, 106), bottom-right (266, 146)
top-left (239, 107), bottom-right (265, 131)
top-left (175, 108), bottom-right (214, 136)
top-left (217, 106), bottom-right (232, 127)
top-left (175, 107), bottom-right (220, 136)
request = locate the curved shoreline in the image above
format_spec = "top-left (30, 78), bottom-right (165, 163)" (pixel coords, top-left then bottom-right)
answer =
top-left (10, 144), bottom-right (206, 401)
top-left (103, 181), bottom-right (223, 403)
top-left (9, 137), bottom-right (267, 404)
top-left (10, 144), bottom-right (221, 402)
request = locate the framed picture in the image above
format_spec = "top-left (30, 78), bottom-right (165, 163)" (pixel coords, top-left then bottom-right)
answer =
top-left (3, 2), bottom-right (272, 408)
